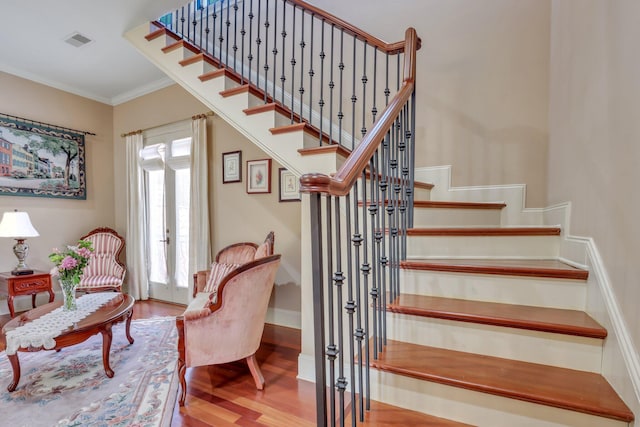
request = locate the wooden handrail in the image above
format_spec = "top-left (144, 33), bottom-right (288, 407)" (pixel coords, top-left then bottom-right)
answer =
top-left (287, 0), bottom-right (420, 54)
top-left (299, 27), bottom-right (419, 196)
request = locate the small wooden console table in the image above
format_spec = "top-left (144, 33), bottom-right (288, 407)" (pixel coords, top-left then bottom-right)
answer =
top-left (0, 271), bottom-right (54, 318)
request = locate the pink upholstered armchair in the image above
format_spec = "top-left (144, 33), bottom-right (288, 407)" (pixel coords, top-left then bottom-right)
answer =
top-left (176, 254), bottom-right (281, 406)
top-left (192, 231), bottom-right (275, 298)
top-left (77, 227), bottom-right (126, 293)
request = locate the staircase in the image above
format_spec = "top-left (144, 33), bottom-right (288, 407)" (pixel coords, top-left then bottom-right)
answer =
top-left (124, 2), bottom-right (635, 425)
top-left (355, 179), bottom-right (632, 426)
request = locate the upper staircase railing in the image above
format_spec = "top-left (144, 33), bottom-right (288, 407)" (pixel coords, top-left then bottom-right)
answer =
top-left (155, 1), bottom-right (419, 425)
top-left (158, 0), bottom-right (415, 152)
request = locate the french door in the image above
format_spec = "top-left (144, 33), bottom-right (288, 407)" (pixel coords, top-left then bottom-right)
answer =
top-left (141, 123), bottom-right (191, 305)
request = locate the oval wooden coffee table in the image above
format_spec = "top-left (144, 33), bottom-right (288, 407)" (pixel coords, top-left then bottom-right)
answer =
top-left (1, 293), bottom-right (134, 392)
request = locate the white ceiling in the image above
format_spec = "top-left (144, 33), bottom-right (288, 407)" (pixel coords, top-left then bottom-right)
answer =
top-left (0, 0), bottom-right (190, 106)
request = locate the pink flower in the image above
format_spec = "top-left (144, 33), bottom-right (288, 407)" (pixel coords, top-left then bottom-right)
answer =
top-left (59, 256), bottom-right (78, 270)
top-left (76, 247), bottom-right (92, 258)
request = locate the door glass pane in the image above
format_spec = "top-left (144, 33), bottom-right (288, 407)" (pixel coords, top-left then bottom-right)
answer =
top-left (148, 169), bottom-right (168, 284)
top-left (174, 167), bottom-right (190, 288)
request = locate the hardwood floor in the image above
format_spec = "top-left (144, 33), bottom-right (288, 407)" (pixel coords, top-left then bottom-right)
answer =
top-left (1, 298), bottom-right (465, 426)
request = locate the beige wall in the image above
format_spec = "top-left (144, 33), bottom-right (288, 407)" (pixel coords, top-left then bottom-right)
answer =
top-left (549, 0), bottom-right (640, 408)
top-left (113, 84), bottom-right (301, 321)
top-left (0, 72), bottom-right (114, 277)
top-left (309, 0), bottom-right (551, 207)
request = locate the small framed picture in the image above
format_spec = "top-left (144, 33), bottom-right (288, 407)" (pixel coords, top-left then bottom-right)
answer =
top-left (246, 159), bottom-right (272, 193)
top-left (279, 168), bottom-right (301, 202)
top-left (222, 151), bottom-right (242, 183)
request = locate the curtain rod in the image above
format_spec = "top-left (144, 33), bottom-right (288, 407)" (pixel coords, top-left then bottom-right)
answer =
top-left (0, 112), bottom-right (96, 136)
top-left (120, 111), bottom-right (214, 138)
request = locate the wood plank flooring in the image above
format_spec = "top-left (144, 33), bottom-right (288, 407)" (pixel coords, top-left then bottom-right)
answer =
top-left (0, 298), bottom-right (468, 426)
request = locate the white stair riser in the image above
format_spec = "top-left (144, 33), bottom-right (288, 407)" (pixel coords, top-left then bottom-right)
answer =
top-left (400, 269), bottom-right (587, 310)
top-left (370, 370), bottom-right (627, 427)
top-left (413, 207), bottom-right (502, 227)
top-left (407, 235), bottom-right (560, 258)
top-left (387, 313), bottom-right (603, 372)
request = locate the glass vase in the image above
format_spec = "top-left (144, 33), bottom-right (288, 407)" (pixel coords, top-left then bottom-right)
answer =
top-left (60, 279), bottom-right (78, 311)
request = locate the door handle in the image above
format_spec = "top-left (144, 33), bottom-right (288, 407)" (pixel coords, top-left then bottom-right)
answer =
top-left (160, 237), bottom-right (170, 244)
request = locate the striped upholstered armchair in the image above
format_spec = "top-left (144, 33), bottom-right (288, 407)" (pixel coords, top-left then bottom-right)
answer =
top-left (77, 227), bottom-right (126, 293)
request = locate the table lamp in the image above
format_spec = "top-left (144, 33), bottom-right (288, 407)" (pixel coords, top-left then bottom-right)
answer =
top-left (0, 209), bottom-right (40, 275)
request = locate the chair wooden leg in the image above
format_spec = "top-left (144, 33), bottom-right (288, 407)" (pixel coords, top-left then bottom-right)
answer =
top-left (246, 353), bottom-right (265, 390)
top-left (178, 358), bottom-right (187, 406)
top-left (176, 317), bottom-right (188, 406)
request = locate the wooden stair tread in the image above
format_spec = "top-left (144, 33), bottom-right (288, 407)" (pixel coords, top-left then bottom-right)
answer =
top-left (401, 258), bottom-right (589, 280)
top-left (413, 200), bottom-right (506, 209)
top-left (356, 398), bottom-right (473, 426)
top-left (407, 226), bottom-right (561, 236)
top-left (361, 200), bottom-right (505, 209)
top-left (371, 340), bottom-right (634, 422)
top-left (389, 294), bottom-right (606, 338)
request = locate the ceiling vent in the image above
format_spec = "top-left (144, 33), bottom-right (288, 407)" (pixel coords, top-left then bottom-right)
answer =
top-left (64, 32), bottom-right (93, 48)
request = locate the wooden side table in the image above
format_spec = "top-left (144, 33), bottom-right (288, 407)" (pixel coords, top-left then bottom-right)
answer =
top-left (0, 270), bottom-right (54, 318)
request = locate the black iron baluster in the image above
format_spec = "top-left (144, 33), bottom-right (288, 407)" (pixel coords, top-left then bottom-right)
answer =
top-left (248, 0), bottom-right (254, 85)
top-left (263, 0), bottom-right (270, 103)
top-left (198, 3), bottom-right (204, 49)
top-left (218, 0), bottom-right (225, 65)
top-left (256, 0), bottom-right (262, 90)
top-left (308, 16), bottom-right (315, 127)
top-left (360, 170), bottom-right (372, 413)
top-left (371, 48), bottom-right (378, 124)
top-left (384, 53), bottom-right (390, 106)
top-left (187, 3), bottom-right (192, 39)
top-left (232, 0), bottom-right (239, 71)
top-left (325, 197), bottom-right (337, 427)
top-left (328, 24), bottom-right (335, 145)
top-left (338, 29), bottom-right (345, 147)
top-left (350, 36), bottom-right (357, 150)
top-left (350, 181), bottom-right (364, 419)
top-left (180, 6), bottom-right (185, 36)
top-left (334, 197), bottom-right (346, 427)
top-left (409, 89), bottom-right (417, 228)
top-left (211, 2), bottom-right (218, 60)
top-left (271, 0), bottom-right (278, 101)
top-left (318, 20), bottom-right (326, 145)
top-left (240, 0), bottom-right (246, 83)
top-left (344, 192), bottom-right (359, 427)
top-left (204, 3), bottom-right (211, 53)
top-left (225, 0), bottom-right (231, 67)
top-left (361, 43), bottom-right (368, 138)
top-left (280, 0), bottom-right (287, 107)
top-left (299, 12), bottom-right (306, 121)
top-left (289, 6), bottom-right (296, 122)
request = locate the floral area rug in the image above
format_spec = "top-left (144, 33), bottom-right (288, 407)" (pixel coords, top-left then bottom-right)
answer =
top-left (0, 317), bottom-right (178, 427)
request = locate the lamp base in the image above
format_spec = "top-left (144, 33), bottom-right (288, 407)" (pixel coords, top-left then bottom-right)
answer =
top-left (11, 269), bottom-right (34, 276)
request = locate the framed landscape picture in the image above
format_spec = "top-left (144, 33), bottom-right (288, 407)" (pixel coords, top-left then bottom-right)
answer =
top-left (222, 150), bottom-right (241, 183)
top-left (0, 116), bottom-right (86, 199)
top-left (279, 168), bottom-right (300, 202)
top-left (246, 159), bottom-right (271, 194)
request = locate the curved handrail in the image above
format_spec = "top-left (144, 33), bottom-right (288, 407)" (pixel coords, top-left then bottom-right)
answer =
top-left (299, 27), bottom-right (419, 196)
top-left (287, 0), bottom-right (420, 54)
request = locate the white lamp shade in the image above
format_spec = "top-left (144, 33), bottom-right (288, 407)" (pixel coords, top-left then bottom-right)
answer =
top-left (0, 211), bottom-right (40, 238)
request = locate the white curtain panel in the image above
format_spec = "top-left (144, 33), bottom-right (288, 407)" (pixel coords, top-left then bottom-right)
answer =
top-left (125, 132), bottom-right (149, 300)
top-left (189, 117), bottom-right (212, 281)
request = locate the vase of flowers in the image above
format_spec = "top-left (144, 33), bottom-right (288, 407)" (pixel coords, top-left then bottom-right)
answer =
top-left (49, 240), bottom-right (94, 311)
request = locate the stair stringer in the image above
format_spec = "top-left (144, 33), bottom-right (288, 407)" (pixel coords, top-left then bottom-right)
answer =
top-left (124, 23), bottom-right (344, 179)
top-left (544, 202), bottom-right (640, 425)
